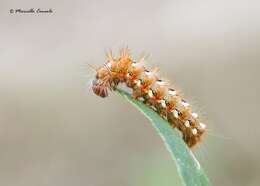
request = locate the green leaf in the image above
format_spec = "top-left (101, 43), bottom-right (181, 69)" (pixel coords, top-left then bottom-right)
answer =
top-left (115, 89), bottom-right (211, 186)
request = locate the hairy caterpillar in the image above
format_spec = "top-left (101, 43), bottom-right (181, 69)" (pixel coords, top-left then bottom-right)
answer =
top-left (92, 48), bottom-right (206, 148)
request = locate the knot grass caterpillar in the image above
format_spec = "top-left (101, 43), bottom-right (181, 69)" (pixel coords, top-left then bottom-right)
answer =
top-left (91, 48), bottom-right (206, 148)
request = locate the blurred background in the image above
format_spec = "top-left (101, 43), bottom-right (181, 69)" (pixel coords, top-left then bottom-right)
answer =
top-left (0, 0), bottom-right (260, 185)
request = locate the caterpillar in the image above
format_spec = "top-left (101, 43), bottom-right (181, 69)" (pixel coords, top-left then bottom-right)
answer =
top-left (91, 48), bottom-right (206, 148)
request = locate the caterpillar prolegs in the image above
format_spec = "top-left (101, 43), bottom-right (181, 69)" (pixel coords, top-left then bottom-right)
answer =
top-left (92, 48), bottom-right (206, 148)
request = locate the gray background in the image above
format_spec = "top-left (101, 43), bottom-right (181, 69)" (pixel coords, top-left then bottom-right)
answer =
top-left (0, 0), bottom-right (260, 185)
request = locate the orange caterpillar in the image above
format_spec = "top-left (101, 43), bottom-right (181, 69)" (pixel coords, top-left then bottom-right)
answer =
top-left (92, 48), bottom-right (206, 147)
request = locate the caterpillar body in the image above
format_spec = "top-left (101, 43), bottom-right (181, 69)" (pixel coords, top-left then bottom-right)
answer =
top-left (92, 48), bottom-right (206, 148)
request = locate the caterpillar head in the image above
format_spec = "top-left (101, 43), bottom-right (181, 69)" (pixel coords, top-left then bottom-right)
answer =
top-left (92, 79), bottom-right (108, 98)
top-left (92, 66), bottom-right (110, 98)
